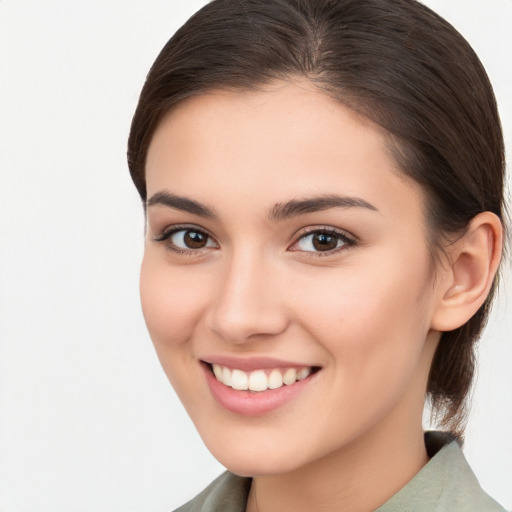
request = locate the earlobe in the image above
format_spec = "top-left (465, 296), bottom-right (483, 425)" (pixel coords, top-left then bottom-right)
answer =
top-left (431, 212), bottom-right (503, 332)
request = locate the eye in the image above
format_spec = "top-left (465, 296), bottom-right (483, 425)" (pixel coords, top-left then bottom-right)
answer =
top-left (171, 229), bottom-right (216, 249)
top-left (291, 229), bottom-right (356, 254)
top-left (154, 226), bottom-right (217, 253)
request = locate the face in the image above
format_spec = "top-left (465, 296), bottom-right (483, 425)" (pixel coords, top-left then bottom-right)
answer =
top-left (141, 81), bottom-right (444, 477)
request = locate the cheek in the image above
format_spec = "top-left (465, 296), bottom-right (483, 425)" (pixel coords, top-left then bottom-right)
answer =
top-left (294, 253), bottom-right (433, 367)
top-left (292, 265), bottom-right (434, 437)
top-left (139, 254), bottom-right (213, 404)
top-left (139, 254), bottom-right (207, 345)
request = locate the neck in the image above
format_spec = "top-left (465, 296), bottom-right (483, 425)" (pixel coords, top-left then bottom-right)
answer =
top-left (247, 416), bottom-right (428, 512)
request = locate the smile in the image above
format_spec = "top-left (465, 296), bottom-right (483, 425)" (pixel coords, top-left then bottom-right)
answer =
top-left (212, 364), bottom-right (313, 392)
top-left (202, 360), bottom-right (321, 416)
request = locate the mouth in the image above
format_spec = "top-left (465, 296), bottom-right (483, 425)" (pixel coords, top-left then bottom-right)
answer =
top-left (200, 355), bottom-right (322, 415)
top-left (200, 359), bottom-right (321, 415)
top-left (207, 363), bottom-right (319, 392)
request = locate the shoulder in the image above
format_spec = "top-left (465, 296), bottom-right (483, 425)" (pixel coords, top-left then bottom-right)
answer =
top-left (173, 471), bottom-right (251, 512)
top-left (431, 440), bottom-right (506, 511)
top-left (377, 432), bottom-right (507, 512)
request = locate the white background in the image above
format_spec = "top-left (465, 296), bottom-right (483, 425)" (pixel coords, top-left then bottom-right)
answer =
top-left (0, 1), bottom-right (510, 511)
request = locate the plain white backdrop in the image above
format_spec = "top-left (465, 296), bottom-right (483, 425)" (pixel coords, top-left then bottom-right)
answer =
top-left (0, 1), bottom-right (510, 511)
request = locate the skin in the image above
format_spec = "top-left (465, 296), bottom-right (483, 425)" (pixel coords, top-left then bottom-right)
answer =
top-left (140, 81), bottom-right (498, 512)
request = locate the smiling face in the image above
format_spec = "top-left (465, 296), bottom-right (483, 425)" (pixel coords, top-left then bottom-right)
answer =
top-left (141, 81), bottom-right (445, 477)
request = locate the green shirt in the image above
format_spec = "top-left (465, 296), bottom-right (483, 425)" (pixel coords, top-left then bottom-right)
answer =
top-left (175, 432), bottom-right (506, 511)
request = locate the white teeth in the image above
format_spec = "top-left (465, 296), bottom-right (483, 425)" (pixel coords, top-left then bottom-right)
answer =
top-left (213, 364), bottom-right (223, 381)
top-left (222, 366), bottom-right (232, 387)
top-left (248, 370), bottom-right (268, 392)
top-left (282, 368), bottom-right (297, 385)
top-left (211, 364), bottom-right (313, 392)
top-left (231, 369), bottom-right (248, 390)
top-left (268, 369), bottom-right (283, 389)
top-left (297, 367), bottom-right (311, 380)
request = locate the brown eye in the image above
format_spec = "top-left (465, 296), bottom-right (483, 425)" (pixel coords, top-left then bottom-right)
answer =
top-left (183, 230), bottom-right (208, 248)
top-left (167, 229), bottom-right (217, 251)
top-left (295, 230), bottom-right (355, 253)
top-left (311, 233), bottom-right (338, 251)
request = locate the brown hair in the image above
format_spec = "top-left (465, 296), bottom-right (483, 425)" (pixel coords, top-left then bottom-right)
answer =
top-left (127, 0), bottom-right (506, 437)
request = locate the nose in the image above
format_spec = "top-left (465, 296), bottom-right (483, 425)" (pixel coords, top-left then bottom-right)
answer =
top-left (205, 250), bottom-right (289, 344)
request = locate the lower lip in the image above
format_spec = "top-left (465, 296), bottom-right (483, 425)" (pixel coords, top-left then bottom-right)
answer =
top-left (202, 364), bottom-right (318, 416)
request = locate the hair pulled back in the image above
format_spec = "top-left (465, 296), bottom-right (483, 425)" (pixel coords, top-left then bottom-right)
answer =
top-left (128, 0), bottom-right (506, 437)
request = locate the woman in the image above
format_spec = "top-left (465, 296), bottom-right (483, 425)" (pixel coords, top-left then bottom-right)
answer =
top-left (127, 0), bottom-right (507, 510)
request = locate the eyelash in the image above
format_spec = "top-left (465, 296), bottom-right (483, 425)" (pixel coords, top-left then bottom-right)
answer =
top-left (153, 224), bottom-right (218, 256)
top-left (153, 225), bottom-right (357, 257)
top-left (290, 227), bottom-right (357, 257)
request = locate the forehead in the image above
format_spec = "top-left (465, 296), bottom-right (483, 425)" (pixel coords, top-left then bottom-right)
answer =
top-left (145, 81), bottom-right (425, 222)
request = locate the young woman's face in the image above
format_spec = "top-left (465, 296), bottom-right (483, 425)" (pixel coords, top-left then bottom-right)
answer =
top-left (141, 81), bottom-right (444, 476)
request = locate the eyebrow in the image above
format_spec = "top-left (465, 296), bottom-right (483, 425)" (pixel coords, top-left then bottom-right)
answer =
top-left (268, 194), bottom-right (378, 221)
top-left (146, 191), bottom-right (378, 220)
top-left (147, 191), bottom-right (217, 218)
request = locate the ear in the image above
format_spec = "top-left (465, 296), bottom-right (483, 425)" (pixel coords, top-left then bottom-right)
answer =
top-left (431, 212), bottom-right (503, 332)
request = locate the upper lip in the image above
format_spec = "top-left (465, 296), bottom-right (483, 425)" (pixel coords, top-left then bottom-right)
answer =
top-left (201, 355), bottom-right (319, 372)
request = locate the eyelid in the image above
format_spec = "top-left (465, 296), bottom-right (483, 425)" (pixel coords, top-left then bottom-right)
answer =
top-left (288, 226), bottom-right (357, 255)
top-left (153, 223), bottom-right (214, 240)
top-left (153, 223), bottom-right (219, 253)
top-left (152, 223), bottom-right (356, 256)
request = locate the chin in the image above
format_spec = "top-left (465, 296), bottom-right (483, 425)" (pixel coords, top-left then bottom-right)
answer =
top-left (215, 451), bottom-right (303, 478)
top-left (197, 429), bottom-right (302, 477)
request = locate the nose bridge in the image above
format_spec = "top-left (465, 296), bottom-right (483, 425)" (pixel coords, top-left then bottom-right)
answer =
top-left (207, 245), bottom-right (287, 343)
